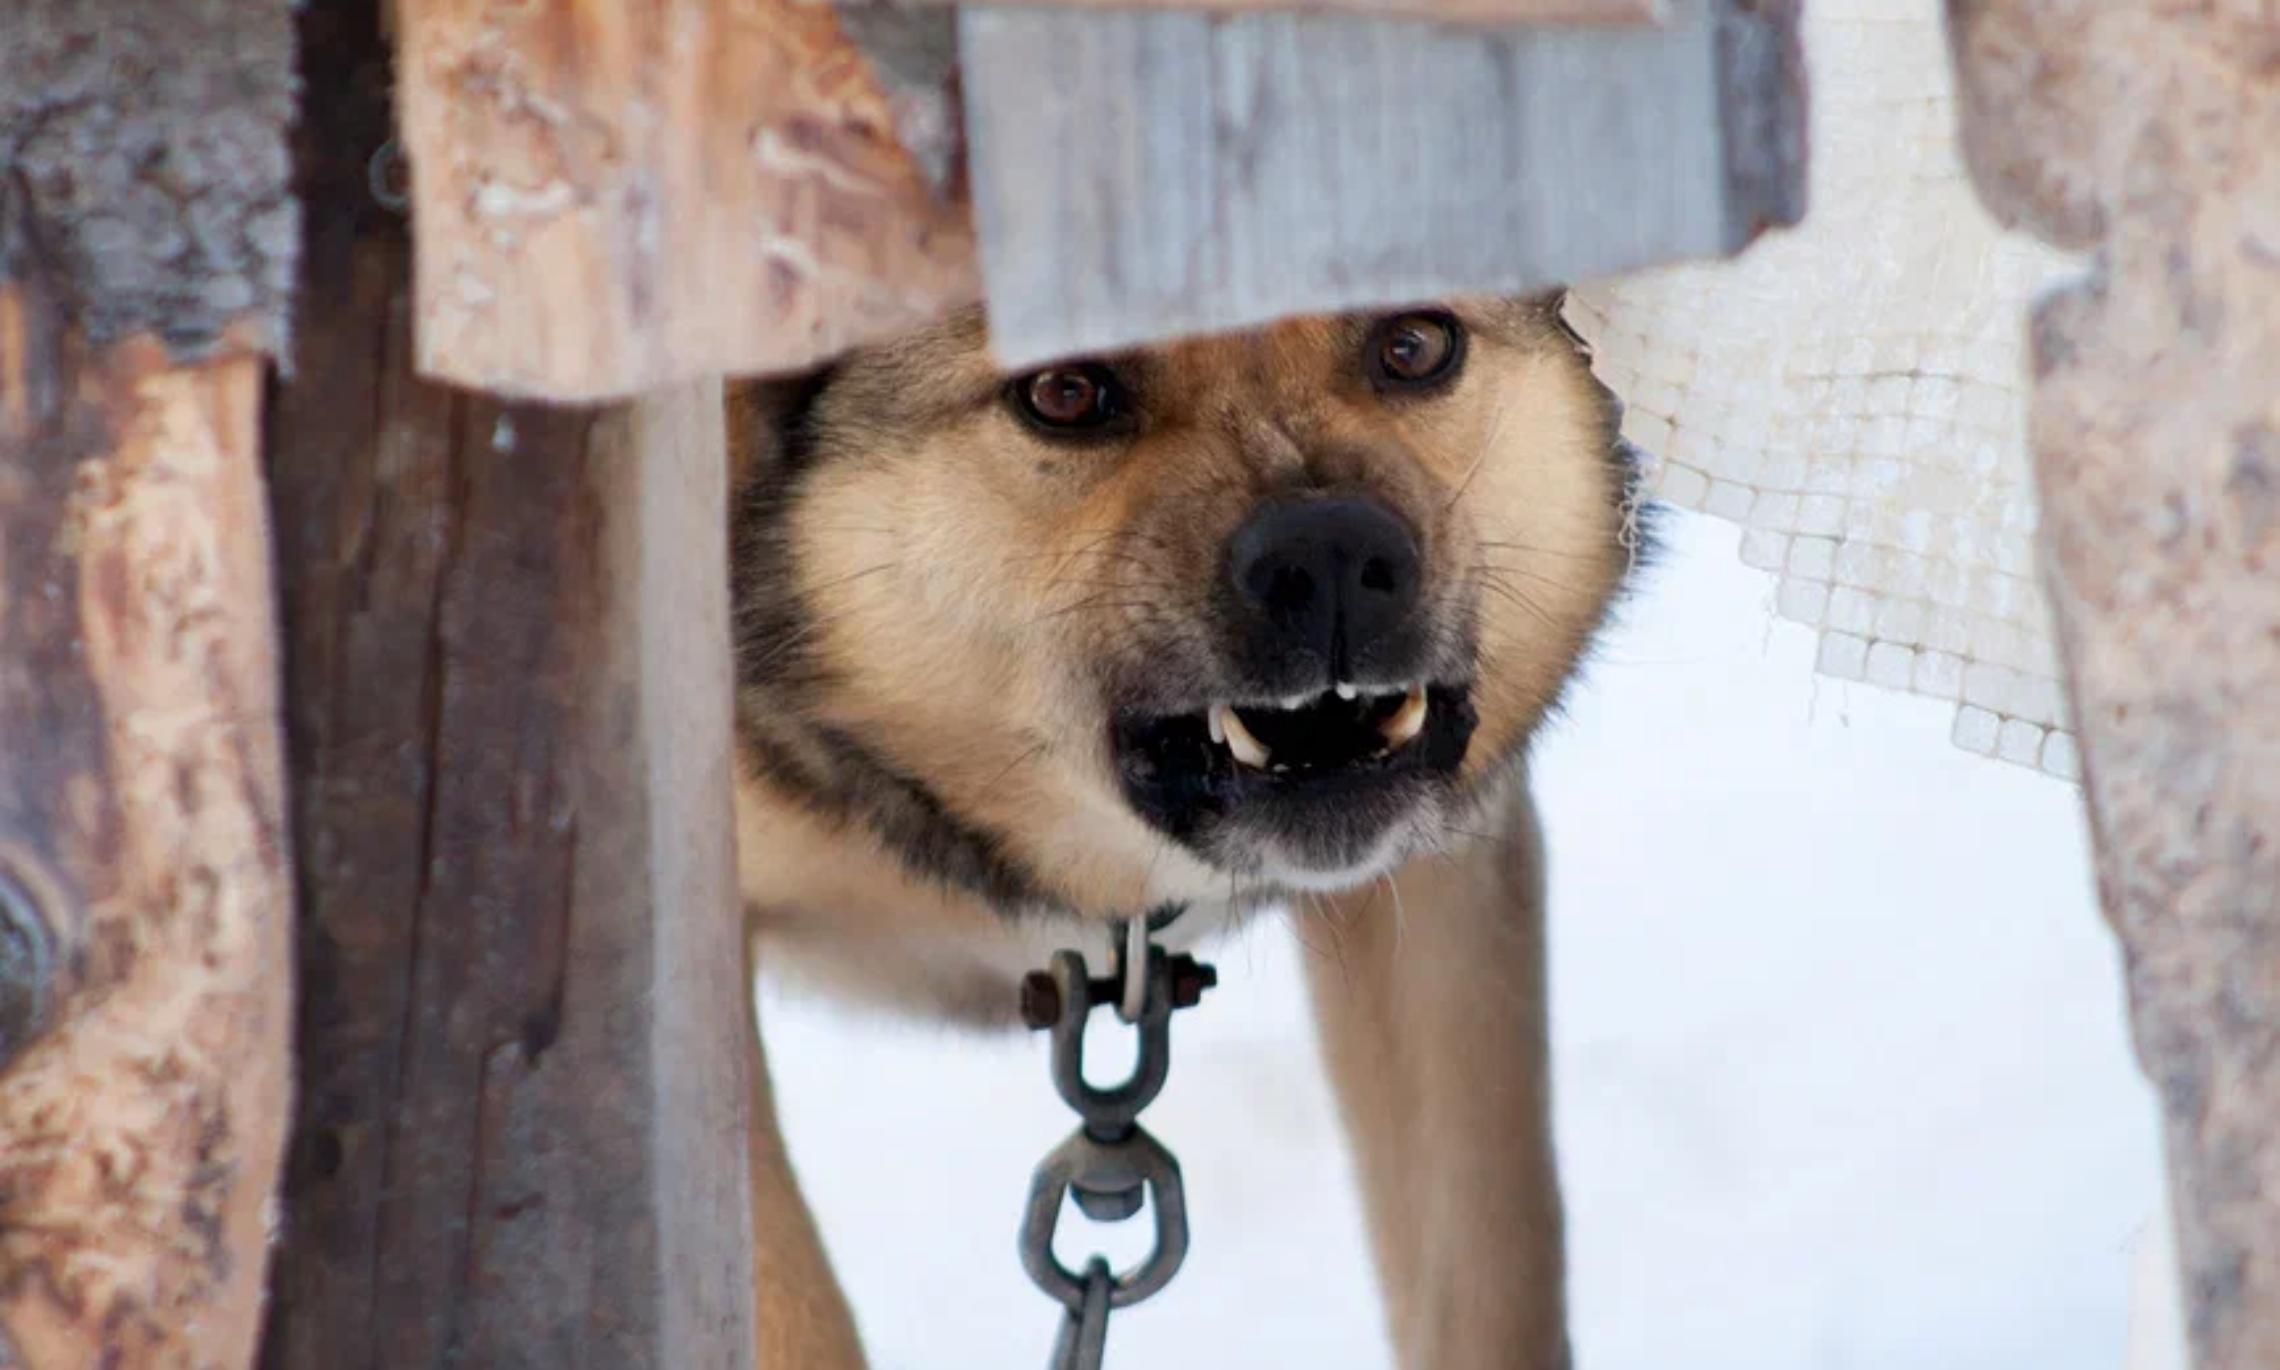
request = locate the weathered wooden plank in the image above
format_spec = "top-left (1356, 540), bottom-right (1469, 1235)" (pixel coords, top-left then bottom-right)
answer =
top-left (1947, 4), bottom-right (2280, 1367)
top-left (845, 0), bottom-right (1660, 29)
top-left (395, 0), bottom-right (976, 401)
top-left (262, 8), bottom-right (757, 1362)
top-left (959, 0), bottom-right (1803, 366)
top-left (0, 2), bottom-right (297, 1364)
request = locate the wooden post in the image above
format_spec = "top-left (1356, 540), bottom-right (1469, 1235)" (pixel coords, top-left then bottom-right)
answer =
top-left (260, 6), bottom-right (757, 1365)
top-left (0, 2), bottom-right (299, 1365)
top-left (1948, 4), bottom-right (2280, 1366)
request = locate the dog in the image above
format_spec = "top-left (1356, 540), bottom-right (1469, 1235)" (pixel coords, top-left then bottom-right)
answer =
top-left (729, 294), bottom-right (1636, 1369)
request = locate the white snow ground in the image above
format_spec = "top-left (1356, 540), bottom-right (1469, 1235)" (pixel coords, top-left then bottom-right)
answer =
top-left (761, 512), bottom-right (2180, 1370)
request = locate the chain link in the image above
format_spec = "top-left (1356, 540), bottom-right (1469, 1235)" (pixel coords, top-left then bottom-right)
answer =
top-left (1017, 917), bottom-right (1216, 1370)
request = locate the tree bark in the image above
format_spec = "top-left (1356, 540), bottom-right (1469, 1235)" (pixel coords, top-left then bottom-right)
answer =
top-left (261, 8), bottom-right (757, 1364)
top-left (1948, 5), bottom-right (2280, 1366)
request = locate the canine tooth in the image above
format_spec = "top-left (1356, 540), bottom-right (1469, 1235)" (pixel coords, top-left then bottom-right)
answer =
top-left (1214, 704), bottom-right (1272, 768)
top-left (1380, 685), bottom-right (1430, 749)
top-left (1334, 681), bottom-right (1358, 700)
top-left (1208, 705), bottom-right (1226, 746)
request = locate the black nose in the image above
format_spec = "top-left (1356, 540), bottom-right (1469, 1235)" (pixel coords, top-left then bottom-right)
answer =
top-left (1227, 496), bottom-right (1422, 677)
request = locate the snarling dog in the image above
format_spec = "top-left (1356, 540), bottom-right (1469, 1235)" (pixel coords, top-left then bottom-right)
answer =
top-left (730, 296), bottom-right (1635, 1369)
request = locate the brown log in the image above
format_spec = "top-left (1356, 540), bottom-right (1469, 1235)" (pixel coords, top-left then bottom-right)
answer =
top-left (0, 1), bottom-right (297, 1365)
top-left (394, 0), bottom-right (976, 402)
top-left (261, 8), bottom-right (757, 1363)
top-left (1948, 5), bottom-right (2280, 1367)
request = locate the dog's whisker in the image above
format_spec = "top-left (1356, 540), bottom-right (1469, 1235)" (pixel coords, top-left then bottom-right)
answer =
top-left (1473, 540), bottom-right (1605, 563)
top-left (977, 740), bottom-right (1053, 795)
top-left (1472, 561), bottom-right (1594, 591)
top-left (1440, 386), bottom-right (1517, 516)
top-left (801, 561), bottom-right (901, 596)
top-left (1379, 872), bottom-right (1410, 957)
top-left (1021, 597), bottom-right (1162, 628)
top-left (1472, 578), bottom-right (1562, 633)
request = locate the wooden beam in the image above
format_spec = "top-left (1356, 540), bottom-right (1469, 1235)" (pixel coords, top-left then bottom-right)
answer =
top-left (394, 0), bottom-right (976, 402)
top-left (1948, 4), bottom-right (2280, 1367)
top-left (958, 0), bottom-right (1803, 366)
top-left (0, 2), bottom-right (297, 1365)
top-left (261, 7), bottom-right (757, 1362)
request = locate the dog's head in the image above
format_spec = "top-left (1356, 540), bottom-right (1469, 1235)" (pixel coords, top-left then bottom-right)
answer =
top-left (735, 298), bottom-right (1634, 915)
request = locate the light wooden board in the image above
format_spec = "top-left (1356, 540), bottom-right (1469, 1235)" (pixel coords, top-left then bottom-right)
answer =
top-left (395, 0), bottom-right (975, 400)
top-left (959, 0), bottom-right (1803, 366)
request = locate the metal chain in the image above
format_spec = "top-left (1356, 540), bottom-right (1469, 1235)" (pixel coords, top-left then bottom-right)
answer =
top-left (1017, 914), bottom-right (1216, 1370)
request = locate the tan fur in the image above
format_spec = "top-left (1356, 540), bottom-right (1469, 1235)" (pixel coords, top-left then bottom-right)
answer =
top-left (732, 297), bottom-right (1625, 1368)
top-left (1307, 784), bottom-right (1569, 1369)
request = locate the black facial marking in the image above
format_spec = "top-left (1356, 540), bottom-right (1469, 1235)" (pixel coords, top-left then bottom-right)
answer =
top-left (773, 362), bottom-right (840, 473)
top-left (742, 720), bottom-right (1058, 913)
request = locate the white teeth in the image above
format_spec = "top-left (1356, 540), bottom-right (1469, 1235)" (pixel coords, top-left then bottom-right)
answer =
top-left (1379, 685), bottom-right (1430, 749)
top-left (1278, 693), bottom-right (1311, 711)
top-left (1211, 703), bottom-right (1273, 768)
top-left (1334, 681), bottom-right (1359, 700)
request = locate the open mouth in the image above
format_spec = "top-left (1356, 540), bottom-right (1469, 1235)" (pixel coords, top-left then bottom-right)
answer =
top-left (1110, 680), bottom-right (1479, 848)
top-left (1207, 684), bottom-right (1431, 773)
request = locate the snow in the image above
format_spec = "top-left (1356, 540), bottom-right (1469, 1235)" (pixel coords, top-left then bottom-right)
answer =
top-left (762, 513), bottom-right (2178, 1369)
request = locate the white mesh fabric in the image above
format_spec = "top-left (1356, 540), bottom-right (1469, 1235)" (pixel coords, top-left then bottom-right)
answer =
top-left (1564, 0), bottom-right (2083, 780)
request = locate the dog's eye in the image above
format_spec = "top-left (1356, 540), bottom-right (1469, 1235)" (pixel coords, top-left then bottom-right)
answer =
top-left (1011, 365), bottom-right (1123, 432)
top-left (1365, 312), bottom-right (1466, 392)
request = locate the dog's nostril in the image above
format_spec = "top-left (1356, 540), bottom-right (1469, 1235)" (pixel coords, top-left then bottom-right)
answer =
top-left (1245, 562), bottom-right (1313, 609)
top-left (1359, 557), bottom-right (1397, 595)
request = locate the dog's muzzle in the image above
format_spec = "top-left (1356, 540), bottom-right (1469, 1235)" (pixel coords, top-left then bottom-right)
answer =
top-left (1108, 493), bottom-right (1477, 876)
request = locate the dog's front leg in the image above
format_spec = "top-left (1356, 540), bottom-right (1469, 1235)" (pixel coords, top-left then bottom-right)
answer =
top-left (1303, 783), bottom-right (1570, 1370)
top-left (748, 1000), bottom-right (870, 1370)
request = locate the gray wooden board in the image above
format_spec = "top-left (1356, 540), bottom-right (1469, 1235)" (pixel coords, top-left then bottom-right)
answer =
top-left (959, 0), bottom-right (1803, 365)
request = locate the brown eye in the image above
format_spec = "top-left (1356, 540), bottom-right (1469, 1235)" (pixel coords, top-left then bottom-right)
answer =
top-left (1011, 364), bottom-right (1124, 432)
top-left (1365, 311), bottom-right (1465, 392)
